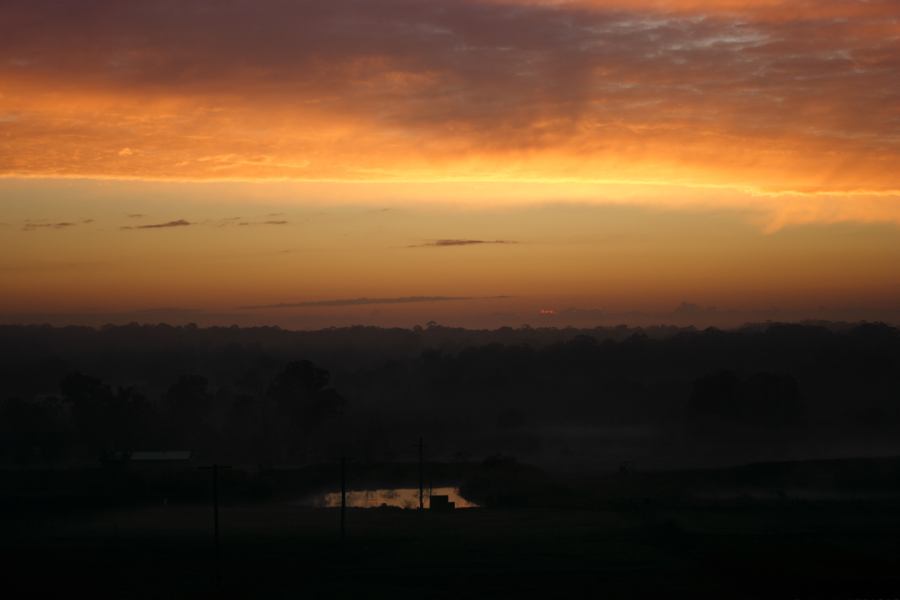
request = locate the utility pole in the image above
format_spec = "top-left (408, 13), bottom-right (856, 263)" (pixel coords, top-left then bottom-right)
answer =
top-left (338, 402), bottom-right (347, 543)
top-left (200, 464), bottom-right (232, 592)
top-left (340, 454), bottom-right (347, 541)
top-left (418, 437), bottom-right (424, 511)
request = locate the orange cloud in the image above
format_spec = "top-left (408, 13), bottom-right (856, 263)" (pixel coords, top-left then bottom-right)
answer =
top-left (1, 0), bottom-right (899, 226)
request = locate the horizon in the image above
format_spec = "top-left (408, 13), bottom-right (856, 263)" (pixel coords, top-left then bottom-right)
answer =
top-left (4, 304), bottom-right (900, 331)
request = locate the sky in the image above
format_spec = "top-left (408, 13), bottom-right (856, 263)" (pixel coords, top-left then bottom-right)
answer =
top-left (1, 0), bottom-right (899, 328)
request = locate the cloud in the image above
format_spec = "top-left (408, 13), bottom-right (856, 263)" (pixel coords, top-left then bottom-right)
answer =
top-left (20, 218), bottom-right (96, 231)
top-left (1, 0), bottom-right (899, 225)
top-left (123, 219), bottom-right (191, 230)
top-left (121, 217), bottom-right (287, 230)
top-left (410, 239), bottom-right (518, 248)
top-left (240, 295), bottom-right (510, 309)
top-left (22, 221), bottom-right (76, 231)
top-left (237, 220), bottom-right (289, 226)
top-left (212, 216), bottom-right (289, 227)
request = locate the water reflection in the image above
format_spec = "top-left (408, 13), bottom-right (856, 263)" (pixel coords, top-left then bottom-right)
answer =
top-left (318, 487), bottom-right (478, 509)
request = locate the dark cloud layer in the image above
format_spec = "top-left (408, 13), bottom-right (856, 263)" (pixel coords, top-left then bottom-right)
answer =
top-left (119, 217), bottom-right (288, 230)
top-left (124, 219), bottom-right (192, 230)
top-left (22, 222), bottom-right (76, 231)
top-left (410, 239), bottom-right (517, 247)
top-left (237, 220), bottom-right (289, 226)
top-left (1, 0), bottom-right (898, 189)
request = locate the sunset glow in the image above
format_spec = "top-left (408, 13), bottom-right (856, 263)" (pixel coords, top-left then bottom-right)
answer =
top-left (2, 0), bottom-right (899, 326)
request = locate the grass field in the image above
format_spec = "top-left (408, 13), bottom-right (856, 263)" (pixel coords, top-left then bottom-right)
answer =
top-left (6, 499), bottom-right (900, 598)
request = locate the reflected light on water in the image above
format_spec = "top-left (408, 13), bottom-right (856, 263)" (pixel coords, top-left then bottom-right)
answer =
top-left (319, 487), bottom-right (478, 509)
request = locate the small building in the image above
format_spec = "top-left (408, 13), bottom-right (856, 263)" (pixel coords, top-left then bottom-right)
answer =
top-left (430, 494), bottom-right (455, 511)
top-left (130, 451), bottom-right (192, 463)
top-left (103, 450), bottom-right (193, 468)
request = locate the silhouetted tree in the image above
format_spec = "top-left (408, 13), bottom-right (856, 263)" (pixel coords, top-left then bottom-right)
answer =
top-left (224, 393), bottom-right (266, 463)
top-left (267, 360), bottom-right (345, 462)
top-left (164, 374), bottom-right (214, 449)
top-left (2, 321), bottom-right (898, 466)
top-left (687, 370), bottom-right (804, 457)
top-left (742, 373), bottom-right (804, 429)
top-left (688, 370), bottom-right (741, 423)
top-left (0, 396), bottom-right (70, 465)
top-left (60, 373), bottom-right (156, 457)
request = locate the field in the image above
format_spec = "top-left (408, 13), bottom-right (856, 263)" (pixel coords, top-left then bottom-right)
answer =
top-left (7, 498), bottom-right (900, 598)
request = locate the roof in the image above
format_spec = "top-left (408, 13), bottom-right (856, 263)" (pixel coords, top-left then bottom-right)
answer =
top-left (129, 451), bottom-right (192, 461)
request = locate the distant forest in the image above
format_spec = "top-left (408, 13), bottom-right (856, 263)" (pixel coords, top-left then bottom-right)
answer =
top-left (2, 322), bottom-right (899, 470)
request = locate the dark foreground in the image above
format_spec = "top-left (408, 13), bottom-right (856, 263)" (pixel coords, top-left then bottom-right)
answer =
top-left (7, 501), bottom-right (900, 599)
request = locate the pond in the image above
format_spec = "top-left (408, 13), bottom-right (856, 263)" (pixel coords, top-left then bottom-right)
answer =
top-left (315, 486), bottom-right (478, 509)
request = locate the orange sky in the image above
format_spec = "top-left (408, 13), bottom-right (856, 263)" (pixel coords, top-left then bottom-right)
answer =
top-left (1, 0), bottom-right (899, 327)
